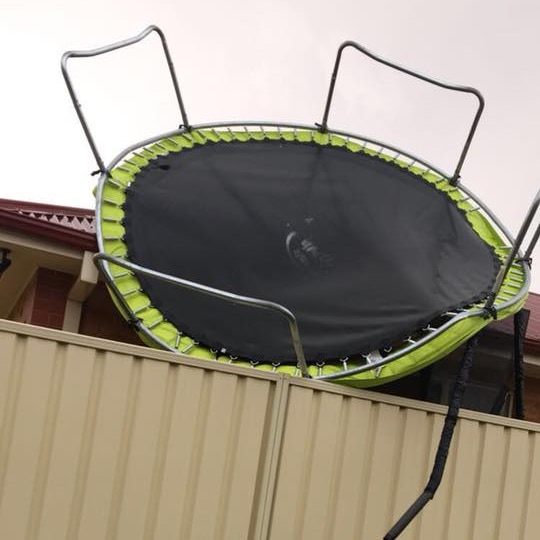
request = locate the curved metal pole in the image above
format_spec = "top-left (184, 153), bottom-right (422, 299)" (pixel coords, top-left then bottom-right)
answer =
top-left (319, 41), bottom-right (485, 184)
top-left (484, 188), bottom-right (540, 313)
top-left (61, 25), bottom-right (190, 174)
top-left (93, 252), bottom-right (310, 377)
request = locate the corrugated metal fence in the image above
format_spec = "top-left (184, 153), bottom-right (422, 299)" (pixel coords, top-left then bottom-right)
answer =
top-left (0, 320), bottom-right (539, 540)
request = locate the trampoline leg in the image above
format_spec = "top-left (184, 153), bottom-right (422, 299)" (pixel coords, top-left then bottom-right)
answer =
top-left (383, 335), bottom-right (479, 540)
top-left (513, 309), bottom-right (526, 420)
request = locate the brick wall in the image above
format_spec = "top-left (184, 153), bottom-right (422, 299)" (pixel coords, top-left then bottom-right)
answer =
top-left (31, 269), bottom-right (74, 329)
top-left (9, 269), bottom-right (73, 330)
top-left (525, 377), bottom-right (540, 423)
top-left (79, 282), bottom-right (143, 346)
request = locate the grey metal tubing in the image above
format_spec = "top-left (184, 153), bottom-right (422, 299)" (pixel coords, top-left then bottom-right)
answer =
top-left (320, 41), bottom-right (485, 184)
top-left (316, 308), bottom-right (482, 381)
top-left (93, 252), bottom-right (310, 377)
top-left (61, 25), bottom-right (189, 173)
top-left (484, 188), bottom-right (540, 312)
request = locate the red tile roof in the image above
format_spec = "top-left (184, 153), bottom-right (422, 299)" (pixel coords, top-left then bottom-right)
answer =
top-left (0, 198), bottom-right (97, 251)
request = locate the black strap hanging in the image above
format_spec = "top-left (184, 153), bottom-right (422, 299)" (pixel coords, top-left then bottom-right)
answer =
top-left (513, 309), bottom-right (526, 420)
top-left (383, 335), bottom-right (480, 540)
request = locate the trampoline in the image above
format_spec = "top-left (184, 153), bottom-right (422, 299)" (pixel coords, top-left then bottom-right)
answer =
top-left (61, 26), bottom-right (539, 387)
top-left (62, 25), bottom-right (540, 540)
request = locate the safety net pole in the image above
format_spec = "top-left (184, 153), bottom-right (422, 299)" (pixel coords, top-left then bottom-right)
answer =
top-left (513, 310), bottom-right (526, 420)
top-left (383, 335), bottom-right (480, 540)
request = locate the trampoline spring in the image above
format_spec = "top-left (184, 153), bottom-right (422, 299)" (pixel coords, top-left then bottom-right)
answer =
top-left (465, 207), bottom-right (481, 214)
top-left (105, 177), bottom-right (124, 189)
top-left (112, 271), bottom-right (130, 279)
top-left (376, 146), bottom-right (384, 157)
top-left (180, 341), bottom-right (198, 354)
top-left (196, 130), bottom-right (208, 143)
top-left (123, 287), bottom-right (141, 297)
top-left (132, 302), bottom-right (151, 315)
top-left (340, 357), bottom-right (349, 370)
top-left (102, 197), bottom-right (121, 207)
top-left (102, 235), bottom-right (123, 241)
top-left (131, 152), bottom-right (149, 164)
top-left (116, 165), bottom-right (134, 175)
top-left (407, 159), bottom-right (417, 170)
top-left (229, 355), bottom-right (238, 361)
top-left (161, 138), bottom-right (178, 151)
top-left (250, 360), bottom-right (260, 367)
top-left (174, 333), bottom-right (182, 349)
top-left (124, 159), bottom-right (141, 170)
top-left (147, 317), bottom-right (164, 330)
top-left (154, 142), bottom-right (169, 153)
top-left (101, 216), bottom-right (120, 223)
top-left (433, 176), bottom-right (447, 185)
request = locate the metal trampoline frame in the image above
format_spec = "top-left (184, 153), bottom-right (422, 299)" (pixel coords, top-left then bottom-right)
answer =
top-left (62, 25), bottom-right (540, 381)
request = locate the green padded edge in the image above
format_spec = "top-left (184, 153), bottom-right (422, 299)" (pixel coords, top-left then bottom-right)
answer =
top-left (98, 128), bottom-right (528, 386)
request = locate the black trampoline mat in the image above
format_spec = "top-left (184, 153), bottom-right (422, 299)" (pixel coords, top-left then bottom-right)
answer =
top-left (124, 139), bottom-right (499, 361)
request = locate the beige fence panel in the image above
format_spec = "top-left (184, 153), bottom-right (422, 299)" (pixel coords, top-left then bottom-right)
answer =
top-left (268, 381), bottom-right (540, 540)
top-left (0, 323), bottom-right (280, 540)
top-left (1, 320), bottom-right (539, 540)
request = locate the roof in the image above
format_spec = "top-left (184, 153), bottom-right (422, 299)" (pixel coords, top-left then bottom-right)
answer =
top-left (0, 198), bottom-right (97, 251)
top-left (0, 197), bottom-right (539, 352)
top-left (525, 292), bottom-right (540, 354)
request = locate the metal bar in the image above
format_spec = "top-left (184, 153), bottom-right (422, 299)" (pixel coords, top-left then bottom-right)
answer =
top-left (484, 188), bottom-right (540, 313)
top-left (61, 25), bottom-right (189, 173)
top-left (93, 252), bottom-right (310, 377)
top-left (319, 41), bottom-right (485, 184)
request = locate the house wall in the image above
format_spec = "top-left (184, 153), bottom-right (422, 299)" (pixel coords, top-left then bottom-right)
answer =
top-left (79, 283), bottom-right (143, 346)
top-left (1, 319), bottom-right (539, 540)
top-left (8, 268), bottom-right (73, 330)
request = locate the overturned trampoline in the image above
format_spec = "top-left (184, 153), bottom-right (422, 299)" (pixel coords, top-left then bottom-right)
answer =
top-left (62, 25), bottom-right (540, 539)
top-left (62, 26), bottom-right (538, 386)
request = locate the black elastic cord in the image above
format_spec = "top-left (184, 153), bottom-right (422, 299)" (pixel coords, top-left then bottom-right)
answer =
top-left (513, 310), bottom-right (526, 420)
top-left (383, 335), bottom-right (479, 540)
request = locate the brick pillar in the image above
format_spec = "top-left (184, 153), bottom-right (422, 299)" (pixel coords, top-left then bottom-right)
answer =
top-left (29, 268), bottom-right (74, 330)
